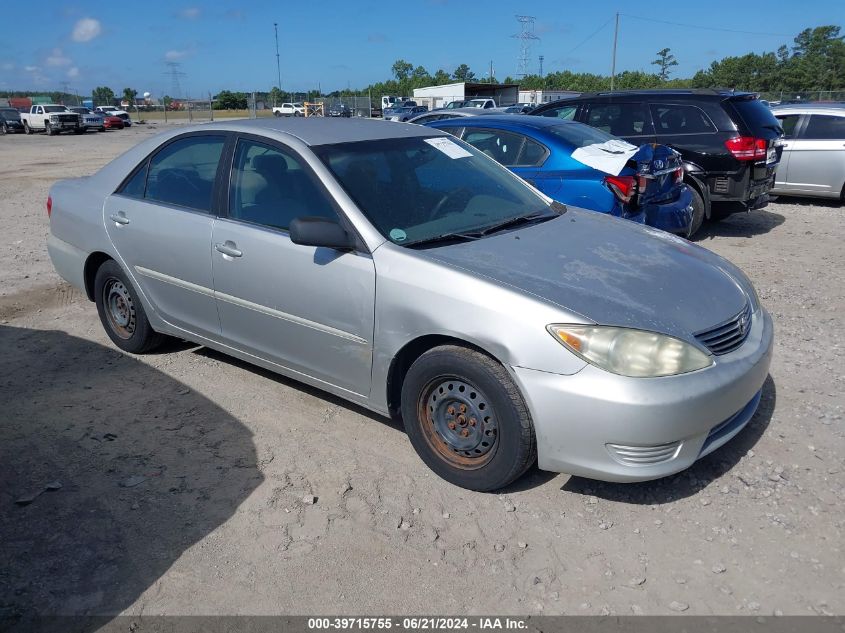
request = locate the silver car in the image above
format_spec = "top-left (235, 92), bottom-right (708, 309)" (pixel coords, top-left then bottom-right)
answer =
top-left (770, 103), bottom-right (845, 200)
top-left (47, 118), bottom-right (773, 491)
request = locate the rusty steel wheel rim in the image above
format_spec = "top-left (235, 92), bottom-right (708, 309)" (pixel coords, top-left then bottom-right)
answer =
top-left (418, 378), bottom-right (499, 470)
top-left (104, 277), bottom-right (136, 340)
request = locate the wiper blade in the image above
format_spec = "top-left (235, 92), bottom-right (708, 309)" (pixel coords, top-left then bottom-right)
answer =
top-left (405, 232), bottom-right (481, 247)
top-left (475, 208), bottom-right (561, 237)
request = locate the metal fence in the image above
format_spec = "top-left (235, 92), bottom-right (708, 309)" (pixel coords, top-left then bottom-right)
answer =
top-left (758, 90), bottom-right (845, 103)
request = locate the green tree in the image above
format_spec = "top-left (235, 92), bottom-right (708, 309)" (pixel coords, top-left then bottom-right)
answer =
top-left (652, 48), bottom-right (679, 81)
top-left (122, 88), bottom-right (138, 107)
top-left (433, 69), bottom-right (452, 85)
top-left (452, 64), bottom-right (475, 81)
top-left (92, 86), bottom-right (115, 107)
top-left (214, 90), bottom-right (248, 109)
top-left (391, 59), bottom-right (413, 82)
top-left (268, 86), bottom-right (284, 106)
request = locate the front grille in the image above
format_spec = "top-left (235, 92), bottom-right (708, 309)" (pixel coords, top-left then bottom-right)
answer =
top-left (606, 441), bottom-right (681, 466)
top-left (694, 302), bottom-right (752, 355)
top-left (57, 114), bottom-right (78, 123)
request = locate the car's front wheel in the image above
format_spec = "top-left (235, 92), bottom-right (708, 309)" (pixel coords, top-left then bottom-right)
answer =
top-left (24, 121), bottom-right (32, 134)
top-left (94, 260), bottom-right (165, 354)
top-left (686, 185), bottom-right (705, 238)
top-left (401, 345), bottom-right (536, 491)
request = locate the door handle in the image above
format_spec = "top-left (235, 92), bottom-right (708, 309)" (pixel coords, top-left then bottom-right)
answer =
top-left (215, 241), bottom-right (243, 258)
top-left (109, 212), bottom-right (130, 225)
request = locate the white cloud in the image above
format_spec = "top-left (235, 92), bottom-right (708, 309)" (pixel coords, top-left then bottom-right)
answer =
top-left (46, 48), bottom-right (72, 67)
top-left (67, 67), bottom-right (80, 78)
top-left (1, 62), bottom-right (13, 71)
top-left (24, 65), bottom-right (40, 72)
top-left (165, 49), bottom-right (189, 61)
top-left (72, 18), bottom-right (102, 42)
top-left (179, 7), bottom-right (201, 19)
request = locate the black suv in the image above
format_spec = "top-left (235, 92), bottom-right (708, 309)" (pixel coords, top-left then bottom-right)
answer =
top-left (531, 90), bottom-right (783, 233)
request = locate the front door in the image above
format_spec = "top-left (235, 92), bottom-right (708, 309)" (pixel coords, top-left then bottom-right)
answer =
top-left (103, 133), bottom-right (227, 338)
top-left (211, 136), bottom-right (376, 395)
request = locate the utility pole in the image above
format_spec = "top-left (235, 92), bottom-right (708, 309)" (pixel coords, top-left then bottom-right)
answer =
top-left (489, 60), bottom-right (494, 83)
top-left (610, 12), bottom-right (619, 91)
top-left (274, 22), bottom-right (282, 91)
top-left (538, 55), bottom-right (544, 77)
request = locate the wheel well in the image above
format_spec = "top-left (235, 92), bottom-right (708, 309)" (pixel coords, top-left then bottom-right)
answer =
top-left (683, 173), bottom-right (709, 215)
top-left (83, 252), bottom-right (112, 301)
top-left (386, 335), bottom-right (493, 418)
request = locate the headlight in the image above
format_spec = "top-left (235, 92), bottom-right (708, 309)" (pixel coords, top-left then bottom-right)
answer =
top-left (548, 324), bottom-right (713, 378)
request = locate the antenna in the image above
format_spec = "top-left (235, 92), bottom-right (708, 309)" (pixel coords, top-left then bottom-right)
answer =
top-left (512, 15), bottom-right (540, 78)
top-left (164, 61), bottom-right (187, 99)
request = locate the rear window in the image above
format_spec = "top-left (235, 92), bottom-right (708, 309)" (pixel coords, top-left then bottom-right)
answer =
top-left (728, 98), bottom-right (782, 138)
top-left (548, 122), bottom-right (615, 148)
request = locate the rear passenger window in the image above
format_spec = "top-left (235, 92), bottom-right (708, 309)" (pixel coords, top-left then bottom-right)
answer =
top-left (515, 138), bottom-right (548, 166)
top-left (229, 139), bottom-right (337, 231)
top-left (145, 135), bottom-right (225, 212)
top-left (650, 104), bottom-right (716, 134)
top-left (802, 115), bottom-right (845, 140)
top-left (462, 129), bottom-right (526, 166)
top-left (586, 103), bottom-right (652, 137)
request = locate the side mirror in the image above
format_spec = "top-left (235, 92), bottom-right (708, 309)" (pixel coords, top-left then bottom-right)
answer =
top-left (289, 217), bottom-right (355, 251)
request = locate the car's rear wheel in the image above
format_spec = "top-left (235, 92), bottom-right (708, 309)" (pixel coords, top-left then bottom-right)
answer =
top-left (94, 260), bottom-right (165, 354)
top-left (686, 185), bottom-right (705, 238)
top-left (401, 345), bottom-right (536, 491)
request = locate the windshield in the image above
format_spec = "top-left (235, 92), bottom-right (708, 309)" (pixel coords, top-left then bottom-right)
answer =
top-left (548, 122), bottom-right (616, 148)
top-left (314, 136), bottom-right (554, 246)
top-left (1, 109), bottom-right (20, 119)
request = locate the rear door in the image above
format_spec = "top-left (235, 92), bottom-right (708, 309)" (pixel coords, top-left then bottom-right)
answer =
top-left (580, 101), bottom-right (655, 143)
top-left (771, 113), bottom-right (802, 192)
top-left (649, 102), bottom-right (720, 168)
top-left (103, 132), bottom-right (227, 338)
top-left (780, 113), bottom-right (845, 197)
top-left (211, 135), bottom-right (376, 395)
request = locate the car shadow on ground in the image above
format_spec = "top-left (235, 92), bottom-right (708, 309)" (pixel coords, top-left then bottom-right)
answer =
top-left (770, 195), bottom-right (843, 208)
top-left (695, 209), bottom-right (785, 240)
top-left (560, 374), bottom-right (776, 504)
top-left (0, 326), bottom-right (263, 632)
top-left (193, 347), bottom-right (406, 433)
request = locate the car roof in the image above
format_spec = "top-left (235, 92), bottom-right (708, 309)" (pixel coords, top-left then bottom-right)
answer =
top-left (428, 115), bottom-right (581, 130)
top-left (184, 116), bottom-right (443, 146)
top-left (544, 88), bottom-right (757, 101)
top-left (771, 102), bottom-right (845, 114)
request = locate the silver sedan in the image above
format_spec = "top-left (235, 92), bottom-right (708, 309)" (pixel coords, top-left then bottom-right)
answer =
top-left (771, 103), bottom-right (845, 200)
top-left (47, 118), bottom-right (773, 491)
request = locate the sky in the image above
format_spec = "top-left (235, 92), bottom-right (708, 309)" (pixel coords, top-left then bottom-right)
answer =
top-left (0, 0), bottom-right (841, 98)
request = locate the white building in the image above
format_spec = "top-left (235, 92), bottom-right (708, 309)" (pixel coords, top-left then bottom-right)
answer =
top-left (413, 82), bottom-right (520, 110)
top-left (518, 89), bottom-right (581, 105)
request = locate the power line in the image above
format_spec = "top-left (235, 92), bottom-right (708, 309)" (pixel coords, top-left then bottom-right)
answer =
top-left (620, 14), bottom-right (791, 37)
top-left (564, 17), bottom-right (614, 56)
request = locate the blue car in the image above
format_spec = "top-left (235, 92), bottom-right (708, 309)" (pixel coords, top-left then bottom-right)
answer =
top-left (424, 116), bottom-right (694, 235)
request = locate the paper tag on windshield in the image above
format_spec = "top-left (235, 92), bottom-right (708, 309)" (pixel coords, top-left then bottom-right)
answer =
top-left (424, 137), bottom-right (472, 159)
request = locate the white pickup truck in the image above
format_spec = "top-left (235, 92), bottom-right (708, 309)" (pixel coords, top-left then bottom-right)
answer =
top-left (20, 105), bottom-right (83, 135)
top-left (272, 102), bottom-right (305, 117)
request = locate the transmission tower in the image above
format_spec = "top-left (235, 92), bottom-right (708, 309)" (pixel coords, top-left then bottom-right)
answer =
top-left (164, 61), bottom-right (187, 99)
top-left (538, 55), bottom-right (544, 77)
top-left (512, 15), bottom-right (540, 78)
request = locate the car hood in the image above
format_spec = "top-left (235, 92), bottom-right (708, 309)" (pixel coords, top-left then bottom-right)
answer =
top-left (420, 209), bottom-right (749, 342)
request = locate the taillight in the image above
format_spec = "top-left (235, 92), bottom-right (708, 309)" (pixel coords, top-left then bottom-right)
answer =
top-left (605, 175), bottom-right (637, 203)
top-left (674, 167), bottom-right (683, 183)
top-left (725, 136), bottom-right (767, 161)
top-left (46, 195), bottom-right (52, 218)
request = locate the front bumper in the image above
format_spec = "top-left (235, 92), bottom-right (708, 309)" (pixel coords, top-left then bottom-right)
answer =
top-left (642, 186), bottom-right (694, 234)
top-left (512, 307), bottom-right (773, 482)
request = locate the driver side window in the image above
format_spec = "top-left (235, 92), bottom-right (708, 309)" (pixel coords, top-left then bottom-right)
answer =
top-left (229, 139), bottom-right (337, 231)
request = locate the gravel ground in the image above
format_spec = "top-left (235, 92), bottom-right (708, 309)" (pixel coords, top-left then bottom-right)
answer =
top-left (0, 124), bottom-right (843, 621)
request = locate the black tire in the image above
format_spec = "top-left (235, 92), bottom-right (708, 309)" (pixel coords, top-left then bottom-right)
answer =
top-left (1, 123), bottom-right (7, 135)
top-left (94, 259), bottom-right (165, 354)
top-left (99, 126), bottom-right (105, 132)
top-left (74, 127), bottom-right (84, 134)
top-left (24, 121), bottom-right (32, 134)
top-left (400, 345), bottom-right (536, 491)
top-left (686, 184), bottom-right (705, 238)
top-left (45, 121), bottom-right (54, 136)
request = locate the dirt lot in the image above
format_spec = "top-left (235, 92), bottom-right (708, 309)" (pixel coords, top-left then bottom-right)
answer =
top-left (0, 123), bottom-right (843, 622)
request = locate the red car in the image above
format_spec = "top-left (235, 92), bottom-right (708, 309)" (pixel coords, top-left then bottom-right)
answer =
top-left (102, 115), bottom-right (124, 130)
